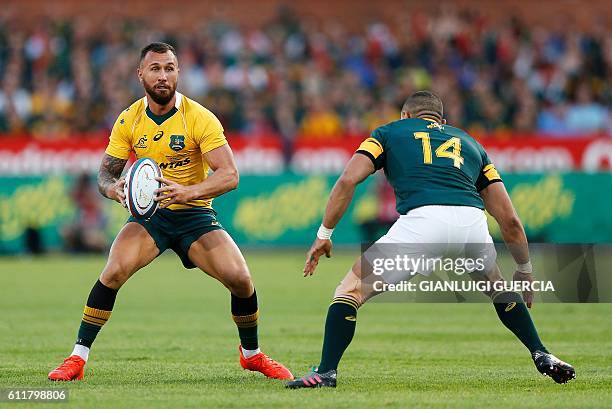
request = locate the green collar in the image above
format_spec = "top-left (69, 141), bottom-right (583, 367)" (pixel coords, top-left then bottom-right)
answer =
top-left (146, 106), bottom-right (178, 125)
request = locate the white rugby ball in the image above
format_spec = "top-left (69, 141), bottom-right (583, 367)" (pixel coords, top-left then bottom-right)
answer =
top-left (123, 157), bottom-right (163, 220)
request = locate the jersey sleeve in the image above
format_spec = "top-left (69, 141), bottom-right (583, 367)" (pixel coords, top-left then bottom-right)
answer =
top-left (105, 113), bottom-right (132, 159)
top-left (356, 128), bottom-right (386, 171)
top-left (194, 111), bottom-right (228, 154)
top-left (475, 147), bottom-right (502, 192)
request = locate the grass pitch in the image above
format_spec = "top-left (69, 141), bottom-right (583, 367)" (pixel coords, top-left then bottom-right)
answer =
top-left (0, 251), bottom-right (610, 408)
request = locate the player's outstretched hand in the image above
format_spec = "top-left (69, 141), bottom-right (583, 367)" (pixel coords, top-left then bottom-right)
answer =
top-left (154, 177), bottom-right (195, 208)
top-left (107, 177), bottom-right (126, 207)
top-left (304, 238), bottom-right (332, 277)
top-left (513, 270), bottom-right (534, 308)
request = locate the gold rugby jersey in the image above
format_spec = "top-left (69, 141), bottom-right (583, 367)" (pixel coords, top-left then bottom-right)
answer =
top-left (105, 92), bottom-right (227, 210)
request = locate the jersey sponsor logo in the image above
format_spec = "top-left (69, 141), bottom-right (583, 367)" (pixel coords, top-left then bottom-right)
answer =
top-left (159, 157), bottom-right (191, 169)
top-left (134, 136), bottom-right (148, 149)
top-left (169, 135), bottom-right (185, 151)
top-left (164, 152), bottom-right (189, 161)
top-left (153, 130), bottom-right (164, 141)
top-left (505, 302), bottom-right (517, 312)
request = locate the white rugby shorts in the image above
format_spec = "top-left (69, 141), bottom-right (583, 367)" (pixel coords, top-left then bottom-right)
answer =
top-left (368, 205), bottom-right (497, 278)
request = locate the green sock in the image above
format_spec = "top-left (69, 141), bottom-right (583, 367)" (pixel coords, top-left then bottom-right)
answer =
top-left (493, 292), bottom-right (548, 354)
top-left (231, 290), bottom-right (259, 350)
top-left (76, 280), bottom-right (117, 348)
top-left (317, 297), bottom-right (359, 373)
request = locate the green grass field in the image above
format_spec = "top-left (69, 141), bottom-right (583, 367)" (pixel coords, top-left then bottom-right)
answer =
top-left (1, 251), bottom-right (610, 408)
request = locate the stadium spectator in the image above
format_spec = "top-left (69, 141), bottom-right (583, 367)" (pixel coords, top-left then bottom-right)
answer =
top-left (299, 96), bottom-right (343, 140)
top-left (0, 5), bottom-right (609, 140)
top-left (61, 173), bottom-right (108, 253)
top-left (358, 175), bottom-right (399, 243)
top-left (565, 82), bottom-right (609, 134)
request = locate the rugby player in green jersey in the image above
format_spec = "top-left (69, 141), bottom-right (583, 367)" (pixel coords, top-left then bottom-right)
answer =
top-left (287, 91), bottom-right (575, 388)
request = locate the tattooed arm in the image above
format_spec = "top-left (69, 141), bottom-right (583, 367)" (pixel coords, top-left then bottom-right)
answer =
top-left (98, 154), bottom-right (128, 206)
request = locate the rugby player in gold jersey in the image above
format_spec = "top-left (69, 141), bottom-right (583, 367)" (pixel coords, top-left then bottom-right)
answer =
top-left (48, 43), bottom-right (292, 382)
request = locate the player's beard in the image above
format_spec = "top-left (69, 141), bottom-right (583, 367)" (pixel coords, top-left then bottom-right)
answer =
top-left (143, 81), bottom-right (176, 106)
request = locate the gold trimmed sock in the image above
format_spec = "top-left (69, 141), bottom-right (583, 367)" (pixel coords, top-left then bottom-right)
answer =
top-left (231, 290), bottom-right (259, 350)
top-left (76, 280), bottom-right (117, 348)
top-left (318, 296), bottom-right (359, 373)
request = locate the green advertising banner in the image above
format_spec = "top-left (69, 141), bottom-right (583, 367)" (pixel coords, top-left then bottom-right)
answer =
top-left (0, 173), bottom-right (610, 253)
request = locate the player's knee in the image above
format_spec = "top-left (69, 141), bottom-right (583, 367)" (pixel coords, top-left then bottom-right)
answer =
top-left (334, 289), bottom-right (364, 308)
top-left (100, 260), bottom-right (133, 289)
top-left (334, 276), bottom-right (364, 308)
top-left (226, 269), bottom-right (253, 297)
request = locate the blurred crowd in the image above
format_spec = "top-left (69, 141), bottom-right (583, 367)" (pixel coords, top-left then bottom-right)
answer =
top-left (0, 5), bottom-right (610, 141)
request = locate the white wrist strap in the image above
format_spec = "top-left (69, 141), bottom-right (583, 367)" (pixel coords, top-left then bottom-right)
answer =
top-left (517, 261), bottom-right (533, 274)
top-left (317, 224), bottom-right (334, 240)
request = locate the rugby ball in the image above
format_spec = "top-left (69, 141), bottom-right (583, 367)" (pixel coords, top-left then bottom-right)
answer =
top-left (123, 157), bottom-right (163, 220)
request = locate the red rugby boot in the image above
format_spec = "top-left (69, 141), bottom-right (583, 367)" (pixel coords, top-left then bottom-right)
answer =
top-left (48, 356), bottom-right (85, 381)
top-left (239, 346), bottom-right (293, 380)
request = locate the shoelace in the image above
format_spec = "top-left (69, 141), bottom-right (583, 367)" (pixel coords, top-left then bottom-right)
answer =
top-left (55, 357), bottom-right (81, 371)
top-left (257, 354), bottom-right (283, 369)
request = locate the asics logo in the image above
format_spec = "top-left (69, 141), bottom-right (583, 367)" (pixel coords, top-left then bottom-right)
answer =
top-left (344, 315), bottom-right (357, 322)
top-left (505, 302), bottom-right (517, 312)
top-left (153, 130), bottom-right (164, 141)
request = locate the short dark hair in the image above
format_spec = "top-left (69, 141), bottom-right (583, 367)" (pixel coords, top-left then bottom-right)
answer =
top-left (401, 91), bottom-right (443, 120)
top-left (139, 42), bottom-right (177, 63)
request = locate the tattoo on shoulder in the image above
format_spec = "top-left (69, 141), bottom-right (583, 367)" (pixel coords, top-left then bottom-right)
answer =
top-left (98, 154), bottom-right (127, 197)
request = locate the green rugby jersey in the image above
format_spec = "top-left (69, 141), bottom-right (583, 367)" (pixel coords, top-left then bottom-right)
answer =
top-left (356, 118), bottom-right (502, 214)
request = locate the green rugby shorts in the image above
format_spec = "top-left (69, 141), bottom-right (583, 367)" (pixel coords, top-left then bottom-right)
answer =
top-left (127, 207), bottom-right (224, 268)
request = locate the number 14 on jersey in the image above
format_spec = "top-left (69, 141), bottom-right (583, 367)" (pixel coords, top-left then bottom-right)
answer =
top-left (414, 132), bottom-right (464, 169)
